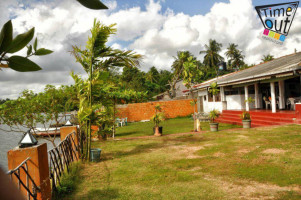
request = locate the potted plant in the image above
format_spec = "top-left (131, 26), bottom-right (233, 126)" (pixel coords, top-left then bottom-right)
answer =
top-left (209, 109), bottom-right (220, 132)
top-left (151, 104), bottom-right (166, 136)
top-left (241, 111), bottom-right (251, 128)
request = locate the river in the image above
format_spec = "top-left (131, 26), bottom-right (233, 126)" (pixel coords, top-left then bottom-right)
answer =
top-left (0, 125), bottom-right (61, 171)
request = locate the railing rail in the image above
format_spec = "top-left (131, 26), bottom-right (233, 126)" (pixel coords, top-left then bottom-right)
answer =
top-left (48, 131), bottom-right (79, 191)
top-left (7, 157), bottom-right (40, 200)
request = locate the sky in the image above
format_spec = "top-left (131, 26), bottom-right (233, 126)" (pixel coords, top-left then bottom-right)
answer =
top-left (1, 0), bottom-right (301, 99)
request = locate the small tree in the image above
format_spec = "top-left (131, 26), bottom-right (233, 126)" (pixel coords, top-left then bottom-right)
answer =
top-left (151, 104), bottom-right (165, 135)
top-left (209, 82), bottom-right (219, 102)
top-left (209, 109), bottom-right (220, 123)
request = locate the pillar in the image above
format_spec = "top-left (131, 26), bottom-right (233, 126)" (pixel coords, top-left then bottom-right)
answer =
top-left (254, 83), bottom-right (259, 109)
top-left (278, 80), bottom-right (285, 109)
top-left (270, 82), bottom-right (276, 113)
top-left (7, 143), bottom-right (51, 200)
top-left (197, 96), bottom-right (201, 113)
top-left (244, 85), bottom-right (249, 111)
top-left (220, 86), bottom-right (226, 101)
top-left (60, 126), bottom-right (79, 159)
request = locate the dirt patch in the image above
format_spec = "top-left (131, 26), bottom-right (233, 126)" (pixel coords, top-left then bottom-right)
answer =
top-left (213, 152), bottom-right (226, 157)
top-left (237, 149), bottom-right (252, 154)
top-left (262, 148), bottom-right (287, 154)
top-left (167, 145), bottom-right (205, 159)
top-left (203, 174), bottom-right (300, 200)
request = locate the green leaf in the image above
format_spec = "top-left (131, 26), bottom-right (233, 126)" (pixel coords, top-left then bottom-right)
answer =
top-left (35, 48), bottom-right (53, 56)
top-left (6, 27), bottom-right (35, 53)
top-left (27, 45), bottom-right (32, 56)
top-left (76, 0), bottom-right (108, 10)
top-left (33, 38), bottom-right (37, 51)
top-left (8, 56), bottom-right (41, 72)
top-left (0, 20), bottom-right (13, 53)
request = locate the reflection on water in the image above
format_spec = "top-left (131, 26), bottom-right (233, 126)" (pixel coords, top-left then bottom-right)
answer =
top-left (0, 125), bottom-right (61, 171)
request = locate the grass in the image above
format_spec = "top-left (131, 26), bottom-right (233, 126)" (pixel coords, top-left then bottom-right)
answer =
top-left (62, 124), bottom-right (301, 200)
top-left (115, 117), bottom-right (240, 138)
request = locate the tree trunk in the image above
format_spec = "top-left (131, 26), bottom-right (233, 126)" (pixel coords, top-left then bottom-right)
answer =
top-left (113, 99), bottom-right (116, 139)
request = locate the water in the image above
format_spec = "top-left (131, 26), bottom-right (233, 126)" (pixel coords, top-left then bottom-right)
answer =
top-left (0, 125), bottom-right (61, 171)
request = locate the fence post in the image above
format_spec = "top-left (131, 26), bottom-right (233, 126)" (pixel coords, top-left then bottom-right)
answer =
top-left (7, 143), bottom-right (52, 200)
top-left (60, 126), bottom-right (79, 158)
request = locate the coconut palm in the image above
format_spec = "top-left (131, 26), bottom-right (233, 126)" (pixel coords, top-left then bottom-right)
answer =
top-left (261, 54), bottom-right (274, 62)
top-left (169, 51), bottom-right (193, 98)
top-left (200, 39), bottom-right (224, 74)
top-left (226, 43), bottom-right (245, 70)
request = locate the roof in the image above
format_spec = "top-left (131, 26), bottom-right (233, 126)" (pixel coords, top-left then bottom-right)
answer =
top-left (188, 52), bottom-right (301, 92)
top-left (217, 52), bottom-right (301, 86)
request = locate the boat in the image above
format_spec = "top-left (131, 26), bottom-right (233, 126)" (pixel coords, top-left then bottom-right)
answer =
top-left (31, 127), bottom-right (61, 137)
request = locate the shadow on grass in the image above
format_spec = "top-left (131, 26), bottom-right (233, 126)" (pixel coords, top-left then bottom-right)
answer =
top-left (115, 131), bottom-right (147, 137)
top-left (103, 142), bottom-right (166, 159)
top-left (85, 188), bottom-right (119, 199)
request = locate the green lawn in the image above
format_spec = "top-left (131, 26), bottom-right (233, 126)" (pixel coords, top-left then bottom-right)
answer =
top-left (115, 117), bottom-right (240, 138)
top-left (61, 124), bottom-right (301, 200)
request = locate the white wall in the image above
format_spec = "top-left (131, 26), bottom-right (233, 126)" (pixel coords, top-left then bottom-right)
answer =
top-left (198, 89), bottom-right (223, 113)
top-left (226, 94), bottom-right (260, 110)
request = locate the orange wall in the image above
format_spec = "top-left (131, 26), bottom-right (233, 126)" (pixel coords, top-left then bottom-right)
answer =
top-left (117, 99), bottom-right (197, 122)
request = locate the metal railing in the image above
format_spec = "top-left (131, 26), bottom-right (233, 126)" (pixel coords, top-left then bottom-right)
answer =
top-left (7, 157), bottom-right (40, 200)
top-left (48, 131), bottom-right (79, 191)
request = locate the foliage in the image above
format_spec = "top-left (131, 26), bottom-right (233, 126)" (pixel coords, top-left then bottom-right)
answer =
top-left (261, 54), bottom-right (274, 62)
top-left (182, 56), bottom-right (203, 88)
top-left (209, 109), bottom-right (220, 123)
top-left (208, 82), bottom-right (219, 102)
top-left (0, 20), bottom-right (53, 72)
top-left (0, 85), bottom-right (75, 146)
top-left (225, 43), bottom-right (245, 70)
top-left (240, 111), bottom-right (251, 120)
top-left (76, 0), bottom-right (108, 10)
top-left (53, 162), bottom-right (81, 199)
top-left (200, 39), bottom-right (224, 76)
top-left (151, 104), bottom-right (166, 127)
top-left (244, 97), bottom-right (255, 104)
top-left (71, 19), bottom-right (142, 160)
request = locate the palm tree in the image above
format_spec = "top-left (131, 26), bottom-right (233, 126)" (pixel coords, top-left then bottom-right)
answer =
top-left (226, 43), bottom-right (245, 70)
top-left (261, 54), bottom-right (274, 62)
top-left (200, 39), bottom-right (224, 75)
top-left (71, 20), bottom-right (142, 160)
top-left (169, 51), bottom-right (193, 98)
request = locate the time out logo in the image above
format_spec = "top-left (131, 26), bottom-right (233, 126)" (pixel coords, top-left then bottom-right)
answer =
top-left (255, 1), bottom-right (299, 45)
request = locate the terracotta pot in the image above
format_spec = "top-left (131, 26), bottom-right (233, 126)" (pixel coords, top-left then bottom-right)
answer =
top-left (209, 123), bottom-right (219, 132)
top-left (242, 120), bottom-right (251, 129)
top-left (153, 126), bottom-right (163, 136)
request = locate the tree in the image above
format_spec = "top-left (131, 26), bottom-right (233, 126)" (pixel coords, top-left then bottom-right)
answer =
top-left (71, 19), bottom-right (142, 161)
top-left (169, 51), bottom-right (193, 98)
top-left (208, 82), bottom-right (220, 102)
top-left (225, 43), bottom-right (245, 70)
top-left (0, 85), bottom-right (74, 147)
top-left (200, 39), bottom-right (224, 76)
top-left (261, 54), bottom-right (274, 62)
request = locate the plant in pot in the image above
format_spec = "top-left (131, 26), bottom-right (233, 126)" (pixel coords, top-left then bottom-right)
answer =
top-left (241, 111), bottom-right (251, 128)
top-left (209, 109), bottom-right (220, 132)
top-left (151, 104), bottom-right (166, 136)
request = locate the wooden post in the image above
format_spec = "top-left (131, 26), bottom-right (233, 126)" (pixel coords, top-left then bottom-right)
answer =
top-left (270, 82), bottom-right (276, 113)
top-left (7, 143), bottom-right (51, 200)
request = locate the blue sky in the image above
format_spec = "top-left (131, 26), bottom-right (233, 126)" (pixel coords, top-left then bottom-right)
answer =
top-left (1, 0), bottom-right (301, 98)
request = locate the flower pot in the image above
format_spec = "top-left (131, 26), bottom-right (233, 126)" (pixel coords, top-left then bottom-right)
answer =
top-left (153, 126), bottom-right (163, 136)
top-left (209, 123), bottom-right (219, 132)
top-left (242, 120), bottom-right (251, 129)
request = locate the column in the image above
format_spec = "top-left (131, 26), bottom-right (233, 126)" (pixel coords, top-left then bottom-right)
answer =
top-left (7, 143), bottom-right (51, 200)
top-left (278, 80), bottom-right (285, 109)
top-left (244, 85), bottom-right (249, 111)
top-left (220, 86), bottom-right (225, 101)
top-left (254, 83), bottom-right (259, 109)
top-left (270, 82), bottom-right (276, 113)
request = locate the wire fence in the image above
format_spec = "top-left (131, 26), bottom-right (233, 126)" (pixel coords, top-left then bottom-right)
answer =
top-left (7, 157), bottom-right (40, 200)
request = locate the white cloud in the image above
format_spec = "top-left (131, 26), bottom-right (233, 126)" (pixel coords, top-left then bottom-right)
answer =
top-left (1, 0), bottom-right (301, 98)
